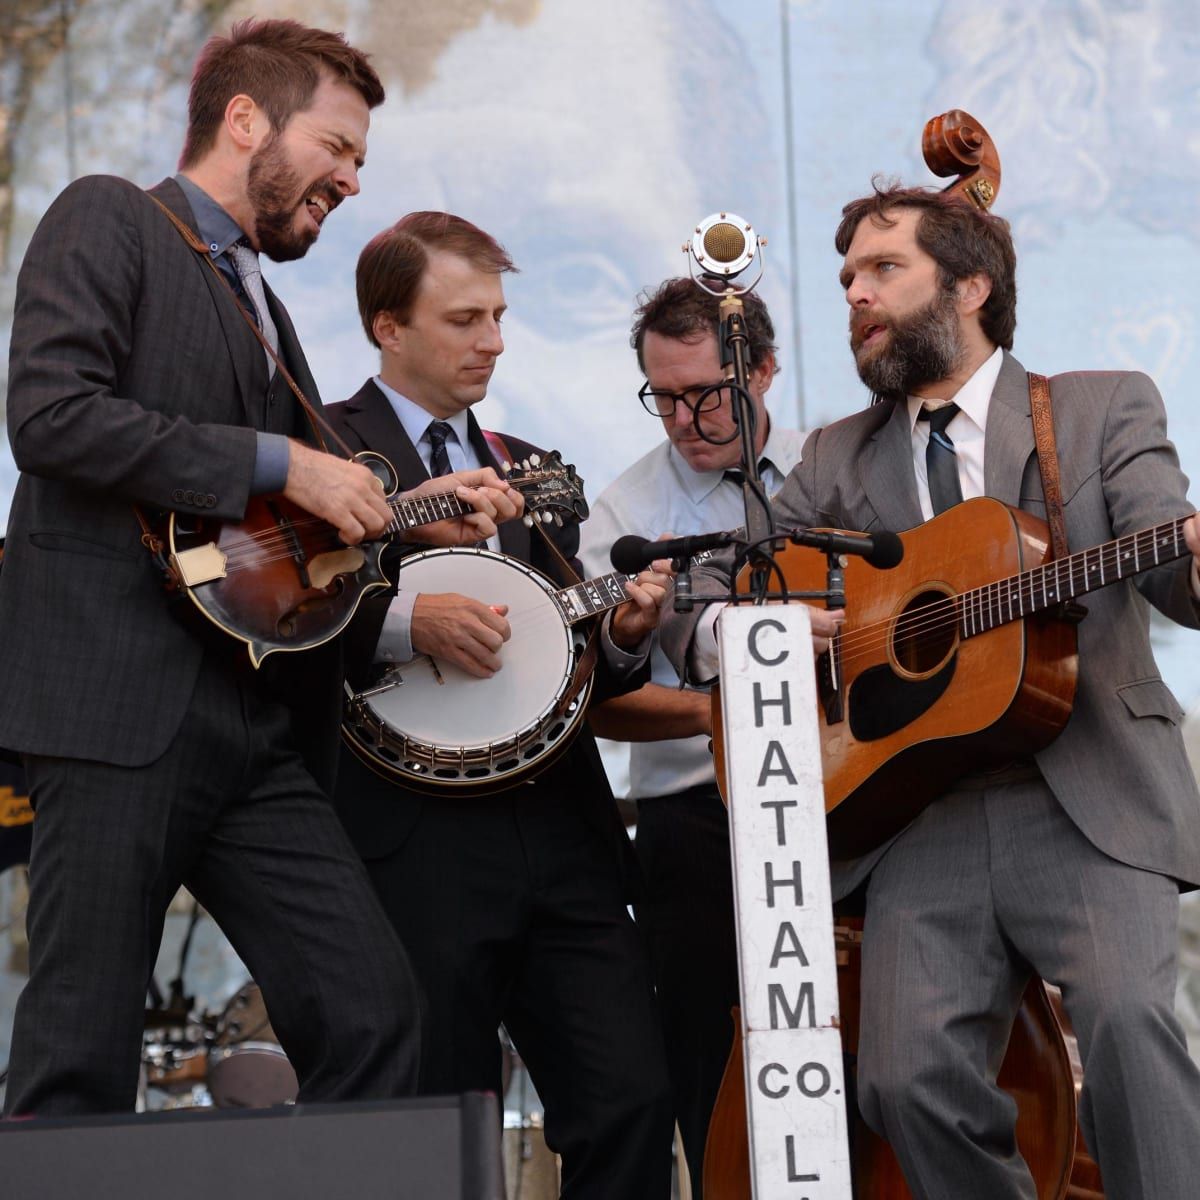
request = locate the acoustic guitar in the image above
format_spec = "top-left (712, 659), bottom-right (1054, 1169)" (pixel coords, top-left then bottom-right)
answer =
top-left (165, 449), bottom-right (587, 667)
top-left (714, 495), bottom-right (1195, 860)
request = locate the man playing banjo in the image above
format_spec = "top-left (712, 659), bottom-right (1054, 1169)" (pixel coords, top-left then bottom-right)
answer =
top-left (325, 211), bottom-right (676, 1199)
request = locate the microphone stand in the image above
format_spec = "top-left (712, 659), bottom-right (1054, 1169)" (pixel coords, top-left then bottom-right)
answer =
top-left (717, 288), bottom-right (775, 596)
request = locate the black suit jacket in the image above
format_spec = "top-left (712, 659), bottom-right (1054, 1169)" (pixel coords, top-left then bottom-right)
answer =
top-left (326, 379), bottom-right (643, 893)
top-left (0, 176), bottom-right (342, 790)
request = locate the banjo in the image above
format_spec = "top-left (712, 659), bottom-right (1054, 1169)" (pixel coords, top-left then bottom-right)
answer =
top-left (341, 546), bottom-right (658, 793)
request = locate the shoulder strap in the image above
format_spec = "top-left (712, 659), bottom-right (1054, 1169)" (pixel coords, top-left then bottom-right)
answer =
top-left (1027, 372), bottom-right (1069, 562)
top-left (144, 191), bottom-right (349, 457)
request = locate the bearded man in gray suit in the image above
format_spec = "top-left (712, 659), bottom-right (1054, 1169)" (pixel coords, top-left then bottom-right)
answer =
top-left (660, 185), bottom-right (1200, 1198)
top-left (0, 19), bottom-right (517, 1116)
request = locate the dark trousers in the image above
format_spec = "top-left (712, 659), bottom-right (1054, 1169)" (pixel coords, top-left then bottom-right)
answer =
top-left (4, 654), bottom-right (420, 1116)
top-left (361, 783), bottom-right (674, 1200)
top-left (634, 783), bottom-right (740, 1199)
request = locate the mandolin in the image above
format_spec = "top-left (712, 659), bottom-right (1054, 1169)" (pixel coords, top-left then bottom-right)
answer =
top-left (165, 449), bottom-right (587, 667)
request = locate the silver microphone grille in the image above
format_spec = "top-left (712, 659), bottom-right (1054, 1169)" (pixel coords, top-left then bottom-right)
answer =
top-left (702, 221), bottom-right (748, 264)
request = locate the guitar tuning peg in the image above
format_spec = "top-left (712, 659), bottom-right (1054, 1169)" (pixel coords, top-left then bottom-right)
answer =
top-left (523, 514), bottom-right (534, 528)
top-left (529, 453), bottom-right (542, 467)
top-left (540, 510), bottom-right (554, 524)
top-left (520, 458), bottom-right (531, 471)
top-left (553, 513), bottom-right (563, 527)
top-left (500, 460), bottom-right (513, 474)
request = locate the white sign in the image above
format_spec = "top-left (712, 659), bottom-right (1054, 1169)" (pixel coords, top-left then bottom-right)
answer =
top-left (718, 604), bottom-right (852, 1199)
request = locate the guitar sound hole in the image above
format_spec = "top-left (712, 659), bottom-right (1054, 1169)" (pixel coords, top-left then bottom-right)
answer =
top-left (892, 588), bottom-right (957, 678)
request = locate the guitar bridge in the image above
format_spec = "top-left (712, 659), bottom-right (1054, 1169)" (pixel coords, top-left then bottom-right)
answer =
top-left (819, 634), bottom-right (845, 725)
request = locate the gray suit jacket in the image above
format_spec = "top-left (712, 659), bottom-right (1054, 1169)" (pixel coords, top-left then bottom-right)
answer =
top-left (660, 352), bottom-right (1200, 887)
top-left (0, 175), bottom-right (337, 779)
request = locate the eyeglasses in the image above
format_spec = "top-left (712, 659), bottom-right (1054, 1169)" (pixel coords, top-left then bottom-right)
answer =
top-left (637, 380), bottom-right (732, 418)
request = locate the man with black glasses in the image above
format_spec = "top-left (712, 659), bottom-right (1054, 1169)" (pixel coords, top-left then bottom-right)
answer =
top-left (579, 277), bottom-right (805, 1197)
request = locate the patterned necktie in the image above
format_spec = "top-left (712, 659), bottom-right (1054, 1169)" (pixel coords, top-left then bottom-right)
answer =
top-left (426, 420), bottom-right (455, 478)
top-left (917, 402), bottom-right (964, 515)
top-left (227, 240), bottom-right (279, 376)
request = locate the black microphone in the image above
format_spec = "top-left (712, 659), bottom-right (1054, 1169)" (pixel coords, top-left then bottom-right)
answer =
top-left (610, 530), bottom-right (737, 575)
top-left (787, 527), bottom-right (904, 570)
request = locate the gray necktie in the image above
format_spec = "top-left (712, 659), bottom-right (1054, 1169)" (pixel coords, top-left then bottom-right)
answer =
top-left (917, 402), bottom-right (964, 515)
top-left (426, 421), bottom-right (455, 478)
top-left (227, 240), bottom-right (279, 376)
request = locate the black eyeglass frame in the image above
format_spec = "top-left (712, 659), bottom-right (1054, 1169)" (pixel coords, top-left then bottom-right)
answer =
top-left (637, 379), bottom-right (733, 419)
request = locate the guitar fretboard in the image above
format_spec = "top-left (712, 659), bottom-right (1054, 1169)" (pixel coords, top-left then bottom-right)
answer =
top-left (958, 516), bottom-right (1191, 638)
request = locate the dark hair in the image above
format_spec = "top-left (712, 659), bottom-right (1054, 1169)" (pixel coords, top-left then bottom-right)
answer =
top-left (356, 211), bottom-right (517, 347)
top-left (630, 277), bottom-right (779, 374)
top-left (179, 19), bottom-right (385, 169)
top-left (834, 182), bottom-right (1017, 350)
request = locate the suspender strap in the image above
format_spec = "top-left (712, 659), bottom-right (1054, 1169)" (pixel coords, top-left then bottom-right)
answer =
top-left (1027, 372), bottom-right (1070, 562)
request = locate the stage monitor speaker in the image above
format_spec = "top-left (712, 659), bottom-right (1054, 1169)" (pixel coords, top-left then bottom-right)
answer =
top-left (0, 1093), bottom-right (503, 1199)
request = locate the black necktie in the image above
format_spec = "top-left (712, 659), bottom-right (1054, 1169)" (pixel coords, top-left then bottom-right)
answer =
top-left (917, 403), bottom-right (964, 515)
top-left (426, 421), bottom-right (455, 478)
top-left (723, 459), bottom-right (770, 488)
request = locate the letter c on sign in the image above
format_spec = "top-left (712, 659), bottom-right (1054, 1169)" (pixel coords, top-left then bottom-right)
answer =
top-left (748, 618), bottom-right (789, 667)
top-left (757, 1062), bottom-right (790, 1100)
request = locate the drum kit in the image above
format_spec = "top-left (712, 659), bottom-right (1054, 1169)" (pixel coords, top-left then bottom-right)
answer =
top-left (139, 979), bottom-right (298, 1113)
top-left (138, 899), bottom-right (298, 1113)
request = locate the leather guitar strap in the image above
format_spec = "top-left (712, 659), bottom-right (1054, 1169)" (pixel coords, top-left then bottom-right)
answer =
top-left (145, 193), bottom-right (351, 458)
top-left (481, 429), bottom-right (600, 699)
top-left (1027, 372), bottom-right (1070, 561)
top-left (134, 193), bottom-right (359, 586)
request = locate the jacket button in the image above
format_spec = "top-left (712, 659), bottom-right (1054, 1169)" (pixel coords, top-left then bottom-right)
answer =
top-left (172, 488), bottom-right (185, 503)
top-left (205, 494), bottom-right (217, 507)
top-left (184, 490), bottom-right (195, 504)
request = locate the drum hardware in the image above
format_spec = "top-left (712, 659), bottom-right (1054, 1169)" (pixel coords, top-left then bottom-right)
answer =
top-left (500, 1027), bottom-right (557, 1200)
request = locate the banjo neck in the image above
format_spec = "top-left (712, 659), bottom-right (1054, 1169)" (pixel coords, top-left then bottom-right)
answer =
top-left (557, 570), bottom-right (640, 626)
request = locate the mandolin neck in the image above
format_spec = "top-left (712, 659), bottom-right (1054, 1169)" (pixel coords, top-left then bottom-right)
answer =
top-left (958, 516), bottom-right (1192, 638)
top-left (386, 476), bottom-right (544, 538)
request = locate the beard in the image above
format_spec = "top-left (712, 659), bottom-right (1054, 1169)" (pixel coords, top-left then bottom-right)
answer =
top-left (246, 135), bottom-right (334, 263)
top-left (850, 285), bottom-right (964, 402)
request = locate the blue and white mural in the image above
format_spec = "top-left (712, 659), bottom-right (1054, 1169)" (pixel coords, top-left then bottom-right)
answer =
top-left (2, 0), bottom-right (1197, 710)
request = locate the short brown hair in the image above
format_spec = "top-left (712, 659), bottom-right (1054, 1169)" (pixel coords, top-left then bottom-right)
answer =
top-left (835, 182), bottom-right (1017, 350)
top-left (356, 212), bottom-right (517, 347)
top-left (179, 19), bottom-right (385, 169)
top-left (630, 277), bottom-right (779, 375)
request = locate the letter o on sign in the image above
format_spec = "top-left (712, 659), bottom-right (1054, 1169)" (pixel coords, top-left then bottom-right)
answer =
top-left (797, 1062), bottom-right (832, 1098)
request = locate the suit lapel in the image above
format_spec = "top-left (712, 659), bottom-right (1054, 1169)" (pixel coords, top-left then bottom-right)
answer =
top-left (859, 400), bottom-right (925, 532)
top-left (340, 381), bottom-right (430, 488)
top-left (147, 178), bottom-right (264, 425)
top-left (983, 352), bottom-right (1035, 508)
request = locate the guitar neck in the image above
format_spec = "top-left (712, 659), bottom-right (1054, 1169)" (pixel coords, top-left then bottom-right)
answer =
top-left (959, 515), bottom-right (1193, 638)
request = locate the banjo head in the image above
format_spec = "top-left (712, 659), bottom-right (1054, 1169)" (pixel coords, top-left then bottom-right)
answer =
top-left (343, 548), bottom-right (591, 792)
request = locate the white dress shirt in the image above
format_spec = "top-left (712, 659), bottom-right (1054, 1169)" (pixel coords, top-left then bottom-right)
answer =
top-left (580, 422), bottom-right (806, 799)
top-left (373, 378), bottom-right (498, 663)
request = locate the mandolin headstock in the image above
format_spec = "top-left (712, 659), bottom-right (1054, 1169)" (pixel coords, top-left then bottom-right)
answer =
top-left (505, 450), bottom-right (590, 527)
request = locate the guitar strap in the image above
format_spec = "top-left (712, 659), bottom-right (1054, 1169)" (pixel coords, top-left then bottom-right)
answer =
top-left (133, 192), bottom-right (359, 588)
top-left (1027, 372), bottom-right (1070, 561)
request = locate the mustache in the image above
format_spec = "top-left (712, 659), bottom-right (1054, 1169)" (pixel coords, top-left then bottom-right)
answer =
top-left (849, 310), bottom-right (891, 352)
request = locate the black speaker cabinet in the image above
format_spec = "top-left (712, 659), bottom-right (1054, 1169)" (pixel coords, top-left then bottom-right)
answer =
top-left (0, 1093), bottom-right (503, 1199)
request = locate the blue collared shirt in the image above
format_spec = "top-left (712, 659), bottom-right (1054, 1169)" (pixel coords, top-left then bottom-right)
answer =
top-left (174, 174), bottom-right (289, 494)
